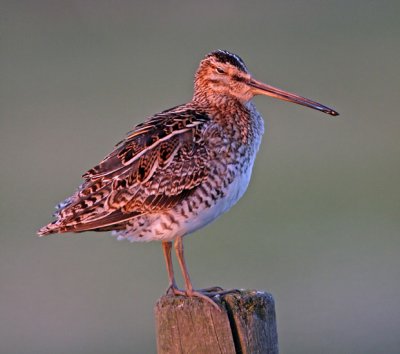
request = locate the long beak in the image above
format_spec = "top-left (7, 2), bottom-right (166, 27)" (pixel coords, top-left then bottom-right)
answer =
top-left (249, 78), bottom-right (339, 116)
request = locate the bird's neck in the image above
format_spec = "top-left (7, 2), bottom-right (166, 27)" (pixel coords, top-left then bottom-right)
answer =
top-left (192, 90), bottom-right (247, 112)
top-left (192, 94), bottom-right (263, 146)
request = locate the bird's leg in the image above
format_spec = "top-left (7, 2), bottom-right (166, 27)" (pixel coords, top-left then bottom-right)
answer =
top-left (174, 236), bottom-right (221, 310)
top-left (162, 241), bottom-right (180, 295)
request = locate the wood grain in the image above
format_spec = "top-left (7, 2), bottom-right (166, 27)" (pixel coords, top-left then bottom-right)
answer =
top-left (155, 290), bottom-right (278, 354)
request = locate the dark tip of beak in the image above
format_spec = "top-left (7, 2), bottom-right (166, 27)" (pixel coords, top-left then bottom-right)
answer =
top-left (249, 78), bottom-right (339, 117)
top-left (319, 107), bottom-right (339, 116)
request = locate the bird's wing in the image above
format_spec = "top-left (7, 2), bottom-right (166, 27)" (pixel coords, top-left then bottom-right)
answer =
top-left (38, 107), bottom-right (211, 235)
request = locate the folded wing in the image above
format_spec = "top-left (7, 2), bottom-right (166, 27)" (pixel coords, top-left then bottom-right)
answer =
top-left (38, 107), bottom-right (211, 235)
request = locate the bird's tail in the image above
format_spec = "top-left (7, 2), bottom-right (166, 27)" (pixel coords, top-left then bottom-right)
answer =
top-left (37, 221), bottom-right (64, 236)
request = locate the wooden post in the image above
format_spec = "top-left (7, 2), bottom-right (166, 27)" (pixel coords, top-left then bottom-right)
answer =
top-left (155, 290), bottom-right (278, 354)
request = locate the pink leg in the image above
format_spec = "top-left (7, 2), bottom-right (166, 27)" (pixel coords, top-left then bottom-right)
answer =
top-left (174, 236), bottom-right (221, 310)
top-left (162, 241), bottom-right (179, 294)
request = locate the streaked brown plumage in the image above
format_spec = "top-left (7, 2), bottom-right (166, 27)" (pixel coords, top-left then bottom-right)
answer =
top-left (38, 50), bottom-right (338, 308)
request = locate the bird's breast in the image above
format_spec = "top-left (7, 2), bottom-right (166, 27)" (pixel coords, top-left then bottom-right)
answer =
top-left (176, 155), bottom-right (257, 238)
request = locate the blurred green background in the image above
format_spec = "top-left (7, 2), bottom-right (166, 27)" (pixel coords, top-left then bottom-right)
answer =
top-left (1, 1), bottom-right (399, 353)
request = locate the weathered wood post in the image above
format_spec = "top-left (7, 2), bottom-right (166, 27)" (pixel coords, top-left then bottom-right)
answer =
top-left (155, 290), bottom-right (278, 354)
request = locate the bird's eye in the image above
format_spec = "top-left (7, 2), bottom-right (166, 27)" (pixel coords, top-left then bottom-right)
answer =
top-left (216, 67), bottom-right (225, 74)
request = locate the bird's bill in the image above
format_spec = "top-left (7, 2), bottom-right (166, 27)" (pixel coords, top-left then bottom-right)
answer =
top-left (249, 78), bottom-right (339, 116)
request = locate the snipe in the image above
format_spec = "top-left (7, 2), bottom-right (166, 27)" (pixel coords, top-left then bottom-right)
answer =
top-left (38, 50), bottom-right (338, 309)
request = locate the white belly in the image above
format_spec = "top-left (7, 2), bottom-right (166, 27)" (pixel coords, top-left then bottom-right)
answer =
top-left (180, 161), bottom-right (255, 237)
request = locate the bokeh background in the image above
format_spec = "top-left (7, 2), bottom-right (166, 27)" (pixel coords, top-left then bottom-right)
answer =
top-left (1, 1), bottom-right (399, 353)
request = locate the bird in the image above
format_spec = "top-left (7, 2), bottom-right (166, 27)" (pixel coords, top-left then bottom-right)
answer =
top-left (38, 50), bottom-right (338, 309)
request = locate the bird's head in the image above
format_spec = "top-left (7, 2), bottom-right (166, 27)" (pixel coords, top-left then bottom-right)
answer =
top-left (194, 50), bottom-right (253, 103)
top-left (194, 50), bottom-right (338, 116)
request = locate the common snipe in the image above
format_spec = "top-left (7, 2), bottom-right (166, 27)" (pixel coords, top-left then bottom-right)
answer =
top-left (38, 50), bottom-right (338, 308)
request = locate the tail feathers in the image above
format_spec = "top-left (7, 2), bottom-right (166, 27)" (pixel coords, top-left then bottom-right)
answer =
top-left (37, 221), bottom-right (64, 236)
top-left (37, 209), bottom-right (140, 236)
top-left (38, 173), bottom-right (139, 237)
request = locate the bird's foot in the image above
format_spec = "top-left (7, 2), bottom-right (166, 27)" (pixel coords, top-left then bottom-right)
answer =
top-left (165, 283), bottom-right (182, 296)
top-left (166, 285), bottom-right (241, 311)
top-left (197, 286), bottom-right (242, 297)
top-left (197, 286), bottom-right (224, 293)
top-left (166, 287), bottom-right (221, 311)
top-left (176, 287), bottom-right (242, 311)
top-left (185, 289), bottom-right (222, 311)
